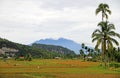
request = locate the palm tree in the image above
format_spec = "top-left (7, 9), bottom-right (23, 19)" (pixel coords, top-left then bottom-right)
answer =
top-left (96, 3), bottom-right (111, 21)
top-left (92, 21), bottom-right (120, 66)
top-left (80, 49), bottom-right (85, 60)
top-left (81, 43), bottom-right (85, 49)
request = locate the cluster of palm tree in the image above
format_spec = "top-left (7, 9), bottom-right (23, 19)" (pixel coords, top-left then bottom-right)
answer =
top-left (80, 43), bottom-right (101, 61)
top-left (92, 3), bottom-right (120, 66)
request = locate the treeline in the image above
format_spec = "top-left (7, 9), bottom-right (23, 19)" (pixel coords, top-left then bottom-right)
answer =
top-left (91, 3), bottom-right (120, 67)
top-left (0, 38), bottom-right (76, 59)
top-left (79, 43), bottom-right (120, 62)
top-left (32, 44), bottom-right (76, 58)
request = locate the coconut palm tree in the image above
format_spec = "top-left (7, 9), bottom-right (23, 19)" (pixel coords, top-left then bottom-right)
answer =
top-left (92, 21), bottom-right (120, 66)
top-left (96, 3), bottom-right (111, 21)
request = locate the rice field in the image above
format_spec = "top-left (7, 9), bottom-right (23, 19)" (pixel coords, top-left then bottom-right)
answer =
top-left (0, 59), bottom-right (120, 78)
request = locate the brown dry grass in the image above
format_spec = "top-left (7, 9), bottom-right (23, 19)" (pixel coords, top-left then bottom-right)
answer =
top-left (0, 59), bottom-right (120, 78)
top-left (54, 74), bottom-right (120, 78)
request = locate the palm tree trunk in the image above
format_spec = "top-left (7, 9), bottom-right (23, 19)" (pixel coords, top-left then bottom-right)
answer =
top-left (104, 39), bottom-right (107, 67)
top-left (102, 12), bottom-right (104, 21)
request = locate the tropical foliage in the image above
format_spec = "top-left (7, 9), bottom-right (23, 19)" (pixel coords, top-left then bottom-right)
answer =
top-left (96, 3), bottom-right (111, 21)
top-left (0, 38), bottom-right (76, 59)
top-left (92, 3), bottom-right (120, 66)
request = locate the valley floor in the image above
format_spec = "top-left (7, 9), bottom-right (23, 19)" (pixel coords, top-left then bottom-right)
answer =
top-left (0, 59), bottom-right (120, 78)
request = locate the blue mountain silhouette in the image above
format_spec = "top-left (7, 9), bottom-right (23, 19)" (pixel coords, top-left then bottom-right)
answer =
top-left (33, 38), bottom-right (82, 54)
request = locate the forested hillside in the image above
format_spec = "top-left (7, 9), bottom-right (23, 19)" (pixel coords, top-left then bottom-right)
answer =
top-left (32, 43), bottom-right (76, 58)
top-left (0, 38), bottom-right (76, 58)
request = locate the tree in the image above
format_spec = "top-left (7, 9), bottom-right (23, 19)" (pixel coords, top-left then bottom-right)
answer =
top-left (80, 49), bottom-right (85, 61)
top-left (25, 53), bottom-right (32, 61)
top-left (96, 3), bottom-right (111, 21)
top-left (81, 43), bottom-right (85, 49)
top-left (2, 54), bottom-right (8, 62)
top-left (92, 21), bottom-right (120, 66)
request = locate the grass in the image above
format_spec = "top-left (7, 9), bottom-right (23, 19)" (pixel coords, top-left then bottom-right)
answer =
top-left (0, 59), bottom-right (120, 78)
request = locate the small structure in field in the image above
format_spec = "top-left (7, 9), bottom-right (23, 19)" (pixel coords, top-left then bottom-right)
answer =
top-left (87, 56), bottom-right (93, 59)
top-left (54, 57), bottom-right (61, 59)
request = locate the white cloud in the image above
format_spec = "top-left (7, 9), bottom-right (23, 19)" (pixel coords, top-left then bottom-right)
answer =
top-left (0, 0), bottom-right (120, 47)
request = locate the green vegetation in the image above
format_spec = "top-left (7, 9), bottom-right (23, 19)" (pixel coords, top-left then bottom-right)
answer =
top-left (92, 3), bottom-right (120, 67)
top-left (0, 59), bottom-right (120, 78)
top-left (0, 3), bottom-right (120, 78)
top-left (32, 43), bottom-right (76, 59)
top-left (95, 3), bottom-right (111, 21)
top-left (79, 43), bottom-right (101, 62)
top-left (25, 53), bottom-right (32, 61)
top-left (0, 38), bottom-right (76, 59)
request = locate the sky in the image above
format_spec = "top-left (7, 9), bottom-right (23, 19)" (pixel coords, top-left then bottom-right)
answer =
top-left (0, 0), bottom-right (120, 46)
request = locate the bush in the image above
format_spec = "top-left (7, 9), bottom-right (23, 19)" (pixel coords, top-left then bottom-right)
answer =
top-left (28, 57), bottom-right (32, 61)
top-left (25, 53), bottom-right (32, 61)
top-left (16, 58), bottom-right (25, 61)
top-left (92, 59), bottom-right (97, 62)
top-left (109, 63), bottom-right (120, 68)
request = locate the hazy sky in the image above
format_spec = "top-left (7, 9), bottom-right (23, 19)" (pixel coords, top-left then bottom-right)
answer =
top-left (0, 0), bottom-right (120, 46)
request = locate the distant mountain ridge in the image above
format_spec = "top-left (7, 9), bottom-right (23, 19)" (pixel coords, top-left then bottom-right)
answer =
top-left (33, 38), bottom-right (82, 54)
top-left (0, 37), bottom-right (75, 58)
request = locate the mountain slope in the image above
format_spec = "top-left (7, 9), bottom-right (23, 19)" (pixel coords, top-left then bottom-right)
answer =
top-left (0, 38), bottom-right (51, 58)
top-left (0, 38), bottom-right (75, 58)
top-left (33, 38), bottom-right (82, 54)
top-left (32, 43), bottom-right (75, 55)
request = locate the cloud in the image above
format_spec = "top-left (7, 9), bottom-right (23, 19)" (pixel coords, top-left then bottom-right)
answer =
top-left (0, 0), bottom-right (120, 46)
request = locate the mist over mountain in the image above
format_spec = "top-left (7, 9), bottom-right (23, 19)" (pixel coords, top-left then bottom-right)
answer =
top-left (33, 38), bottom-right (82, 54)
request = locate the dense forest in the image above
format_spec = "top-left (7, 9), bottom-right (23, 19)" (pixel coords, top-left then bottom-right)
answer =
top-left (32, 43), bottom-right (76, 58)
top-left (0, 38), bottom-right (76, 59)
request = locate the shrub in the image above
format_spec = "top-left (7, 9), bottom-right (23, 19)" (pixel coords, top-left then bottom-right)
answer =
top-left (25, 53), bottom-right (32, 61)
top-left (92, 59), bottom-right (97, 62)
top-left (109, 63), bottom-right (120, 68)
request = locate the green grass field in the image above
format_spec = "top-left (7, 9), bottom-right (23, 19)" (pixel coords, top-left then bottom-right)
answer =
top-left (0, 59), bottom-right (120, 78)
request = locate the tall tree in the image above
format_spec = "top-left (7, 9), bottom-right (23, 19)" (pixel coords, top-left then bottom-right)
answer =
top-left (96, 3), bottom-right (111, 21)
top-left (80, 49), bottom-right (85, 60)
top-left (92, 21), bottom-right (120, 66)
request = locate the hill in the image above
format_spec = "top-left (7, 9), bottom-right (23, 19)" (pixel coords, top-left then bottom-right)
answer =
top-left (0, 38), bottom-right (75, 58)
top-left (32, 43), bottom-right (75, 56)
top-left (33, 38), bottom-right (82, 54)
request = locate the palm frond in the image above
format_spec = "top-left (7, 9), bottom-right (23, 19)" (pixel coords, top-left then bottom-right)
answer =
top-left (108, 23), bottom-right (115, 30)
top-left (104, 4), bottom-right (109, 9)
top-left (92, 33), bottom-right (103, 38)
top-left (110, 38), bottom-right (119, 46)
top-left (105, 13), bottom-right (108, 19)
top-left (97, 21), bottom-right (105, 27)
top-left (108, 31), bottom-right (116, 36)
top-left (95, 8), bottom-right (101, 15)
top-left (95, 39), bottom-right (102, 50)
top-left (107, 38), bottom-right (113, 48)
top-left (92, 37), bottom-right (100, 42)
top-left (106, 9), bottom-right (111, 14)
top-left (115, 33), bottom-right (120, 38)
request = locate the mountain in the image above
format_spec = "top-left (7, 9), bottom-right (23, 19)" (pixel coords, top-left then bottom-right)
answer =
top-left (33, 38), bottom-right (82, 54)
top-left (0, 38), bottom-right (51, 58)
top-left (32, 43), bottom-right (76, 57)
top-left (0, 38), bottom-right (75, 58)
